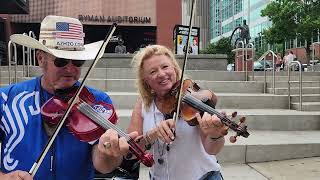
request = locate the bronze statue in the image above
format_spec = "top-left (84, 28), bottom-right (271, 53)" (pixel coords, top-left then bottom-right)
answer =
top-left (230, 20), bottom-right (251, 47)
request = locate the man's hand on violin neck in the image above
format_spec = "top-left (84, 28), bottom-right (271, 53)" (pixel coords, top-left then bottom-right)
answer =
top-left (196, 112), bottom-right (228, 138)
top-left (0, 170), bottom-right (33, 180)
top-left (156, 119), bottom-right (175, 144)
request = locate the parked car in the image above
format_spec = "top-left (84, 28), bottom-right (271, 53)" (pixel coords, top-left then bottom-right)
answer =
top-left (260, 59), bottom-right (273, 68)
top-left (254, 59), bottom-right (273, 71)
top-left (253, 61), bottom-right (263, 71)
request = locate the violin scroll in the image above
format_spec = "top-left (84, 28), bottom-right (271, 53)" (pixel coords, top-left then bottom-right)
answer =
top-left (228, 115), bottom-right (248, 143)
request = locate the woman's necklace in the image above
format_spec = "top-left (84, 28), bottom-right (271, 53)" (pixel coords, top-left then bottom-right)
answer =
top-left (153, 101), bottom-right (168, 165)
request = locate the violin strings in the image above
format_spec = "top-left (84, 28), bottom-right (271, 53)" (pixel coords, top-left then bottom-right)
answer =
top-left (183, 94), bottom-right (242, 131)
top-left (77, 103), bottom-right (131, 140)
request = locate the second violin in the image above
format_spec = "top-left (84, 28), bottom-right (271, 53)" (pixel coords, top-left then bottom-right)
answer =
top-left (41, 86), bottom-right (154, 167)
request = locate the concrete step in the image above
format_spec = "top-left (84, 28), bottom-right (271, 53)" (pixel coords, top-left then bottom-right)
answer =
top-left (291, 102), bottom-right (320, 111)
top-left (0, 77), bottom-right (263, 93)
top-left (268, 87), bottom-right (320, 95)
top-left (11, 52), bottom-right (224, 71)
top-left (251, 75), bottom-right (320, 81)
top-left (218, 130), bottom-right (320, 163)
top-left (95, 53), bottom-right (228, 70)
top-left (0, 71), bottom-right (24, 77)
top-left (139, 157), bottom-right (320, 180)
top-left (81, 79), bottom-right (264, 93)
top-left (221, 157), bottom-right (320, 180)
top-left (194, 81), bottom-right (264, 93)
top-left (291, 94), bottom-right (320, 102)
top-left (0, 77), bottom-right (30, 84)
top-left (268, 81), bottom-right (320, 88)
top-left (0, 65), bottom-right (26, 71)
top-left (253, 71), bottom-right (320, 76)
top-left (28, 67), bottom-right (249, 81)
top-left (116, 109), bottom-right (320, 132)
top-left (109, 92), bottom-right (289, 109)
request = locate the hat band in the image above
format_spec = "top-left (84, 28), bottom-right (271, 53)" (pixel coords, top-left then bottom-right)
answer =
top-left (45, 45), bottom-right (85, 51)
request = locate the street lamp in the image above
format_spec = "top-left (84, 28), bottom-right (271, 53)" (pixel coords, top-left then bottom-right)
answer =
top-left (258, 32), bottom-right (262, 50)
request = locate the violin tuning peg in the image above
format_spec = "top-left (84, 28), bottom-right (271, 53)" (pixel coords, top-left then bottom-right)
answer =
top-left (229, 136), bottom-right (237, 143)
top-left (239, 116), bottom-right (246, 123)
top-left (231, 111), bottom-right (237, 118)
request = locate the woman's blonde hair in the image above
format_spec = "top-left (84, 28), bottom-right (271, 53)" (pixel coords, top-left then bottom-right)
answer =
top-left (131, 45), bottom-right (181, 109)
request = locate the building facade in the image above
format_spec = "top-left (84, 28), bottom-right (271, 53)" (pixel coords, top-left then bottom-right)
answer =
top-left (181, 0), bottom-right (211, 50)
top-left (210, 0), bottom-right (271, 49)
top-left (210, 0), bottom-right (320, 62)
top-left (1, 0), bottom-right (181, 56)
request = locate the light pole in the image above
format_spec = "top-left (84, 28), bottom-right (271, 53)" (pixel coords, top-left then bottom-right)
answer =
top-left (258, 32), bottom-right (262, 50)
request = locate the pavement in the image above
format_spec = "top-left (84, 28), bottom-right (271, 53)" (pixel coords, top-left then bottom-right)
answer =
top-left (139, 157), bottom-right (320, 180)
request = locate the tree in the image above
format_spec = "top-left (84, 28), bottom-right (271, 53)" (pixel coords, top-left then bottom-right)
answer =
top-left (261, 0), bottom-right (320, 63)
top-left (201, 37), bottom-right (235, 64)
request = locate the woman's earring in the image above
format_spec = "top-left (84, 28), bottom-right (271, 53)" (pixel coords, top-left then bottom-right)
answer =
top-left (151, 89), bottom-right (155, 95)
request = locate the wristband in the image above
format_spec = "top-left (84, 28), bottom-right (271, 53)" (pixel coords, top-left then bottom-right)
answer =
top-left (209, 136), bottom-right (223, 141)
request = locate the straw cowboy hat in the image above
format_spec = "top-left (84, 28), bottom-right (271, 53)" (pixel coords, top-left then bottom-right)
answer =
top-left (10, 15), bottom-right (106, 60)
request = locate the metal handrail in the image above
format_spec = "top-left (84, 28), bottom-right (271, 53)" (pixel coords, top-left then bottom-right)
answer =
top-left (235, 41), bottom-right (244, 71)
top-left (8, 41), bottom-right (18, 84)
top-left (258, 50), bottom-right (277, 93)
top-left (29, 31), bottom-right (36, 66)
top-left (22, 32), bottom-right (28, 77)
top-left (288, 61), bottom-right (302, 110)
top-left (311, 42), bottom-right (320, 72)
top-left (245, 43), bottom-right (254, 81)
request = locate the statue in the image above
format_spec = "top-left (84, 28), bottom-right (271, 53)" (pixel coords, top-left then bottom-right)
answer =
top-left (230, 20), bottom-right (251, 47)
top-left (240, 20), bottom-right (251, 44)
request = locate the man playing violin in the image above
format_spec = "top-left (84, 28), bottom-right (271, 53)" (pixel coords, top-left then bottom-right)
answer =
top-left (129, 45), bottom-right (228, 180)
top-left (0, 15), bottom-right (136, 180)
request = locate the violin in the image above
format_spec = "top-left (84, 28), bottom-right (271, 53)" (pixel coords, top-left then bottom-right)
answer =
top-left (41, 86), bottom-right (154, 167)
top-left (164, 79), bottom-right (249, 143)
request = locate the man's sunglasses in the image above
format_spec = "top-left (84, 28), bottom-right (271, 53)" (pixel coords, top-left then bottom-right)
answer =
top-left (53, 58), bottom-right (85, 68)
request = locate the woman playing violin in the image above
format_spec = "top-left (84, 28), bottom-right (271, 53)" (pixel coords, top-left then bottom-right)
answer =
top-left (129, 45), bottom-right (228, 180)
top-left (0, 15), bottom-right (136, 180)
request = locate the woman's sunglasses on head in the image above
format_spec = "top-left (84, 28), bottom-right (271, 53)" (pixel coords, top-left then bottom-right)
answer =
top-left (53, 58), bottom-right (85, 67)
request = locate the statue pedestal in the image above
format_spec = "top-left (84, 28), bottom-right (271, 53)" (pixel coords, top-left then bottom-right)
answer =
top-left (232, 48), bottom-right (253, 71)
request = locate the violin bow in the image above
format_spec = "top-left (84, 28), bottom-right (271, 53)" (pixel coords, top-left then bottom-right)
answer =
top-left (173, 0), bottom-right (197, 126)
top-left (29, 23), bottom-right (117, 177)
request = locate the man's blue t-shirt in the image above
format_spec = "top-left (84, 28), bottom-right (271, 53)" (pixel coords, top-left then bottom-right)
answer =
top-left (0, 77), bottom-right (115, 180)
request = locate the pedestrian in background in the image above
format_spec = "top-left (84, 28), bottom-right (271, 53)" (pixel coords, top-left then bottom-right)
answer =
top-left (115, 39), bottom-right (127, 54)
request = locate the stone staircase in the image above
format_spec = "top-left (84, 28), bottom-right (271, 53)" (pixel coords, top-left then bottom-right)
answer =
top-left (252, 71), bottom-right (320, 111)
top-left (1, 58), bottom-right (320, 167)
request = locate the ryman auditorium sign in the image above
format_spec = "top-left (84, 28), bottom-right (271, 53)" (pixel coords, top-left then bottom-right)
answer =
top-left (79, 15), bottom-right (151, 24)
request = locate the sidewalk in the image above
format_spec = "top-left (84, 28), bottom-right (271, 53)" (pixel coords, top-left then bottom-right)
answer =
top-left (140, 157), bottom-right (320, 180)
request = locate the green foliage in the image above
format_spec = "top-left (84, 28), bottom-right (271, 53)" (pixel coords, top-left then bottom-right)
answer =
top-left (261, 0), bottom-right (320, 61)
top-left (202, 37), bottom-right (235, 64)
top-left (261, 0), bottom-right (300, 44)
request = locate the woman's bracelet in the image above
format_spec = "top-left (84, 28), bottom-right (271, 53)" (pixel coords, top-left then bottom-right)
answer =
top-left (209, 136), bottom-right (223, 141)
